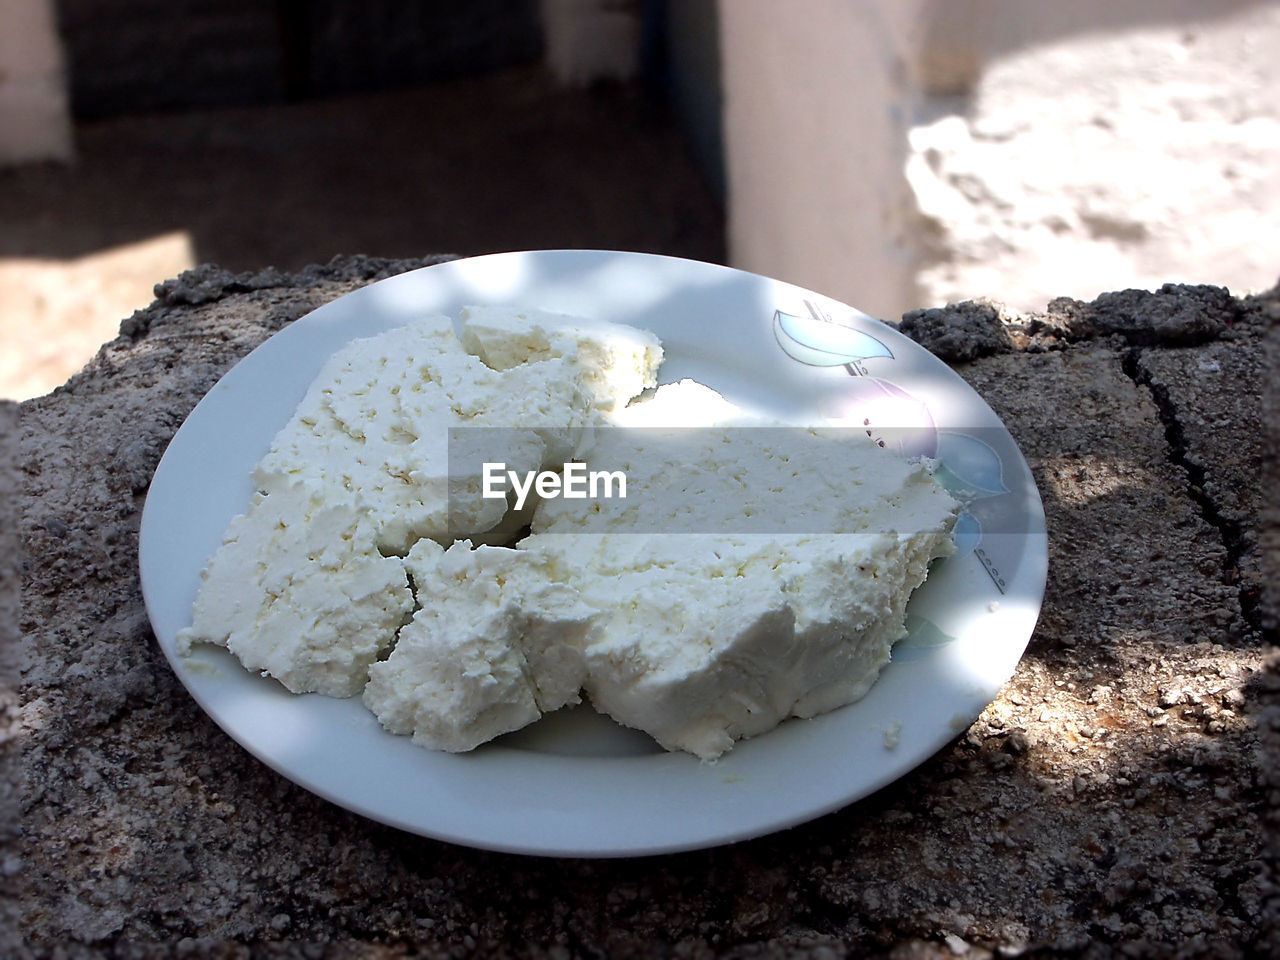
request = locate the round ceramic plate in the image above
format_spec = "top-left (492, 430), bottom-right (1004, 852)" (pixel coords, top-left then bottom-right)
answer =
top-left (140, 250), bottom-right (1047, 857)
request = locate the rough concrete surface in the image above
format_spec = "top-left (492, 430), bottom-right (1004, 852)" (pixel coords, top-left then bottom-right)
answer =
top-left (3, 398), bottom-right (21, 955)
top-left (15, 259), bottom-right (1276, 957)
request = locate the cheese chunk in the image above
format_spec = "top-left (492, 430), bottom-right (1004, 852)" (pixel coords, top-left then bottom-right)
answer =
top-left (183, 307), bottom-right (656, 706)
top-left (254, 309), bottom-right (664, 553)
top-left (535, 393), bottom-right (956, 539)
top-left (176, 479), bottom-right (412, 697)
top-left (181, 310), bottom-right (957, 762)
top-left (252, 319), bottom-right (570, 552)
top-left (362, 540), bottom-right (598, 751)
top-left (523, 380), bottom-right (959, 758)
top-left (609, 378), bottom-right (747, 428)
top-left (460, 305), bottom-right (663, 412)
top-left (363, 541), bottom-right (539, 751)
top-left (519, 523), bottom-right (954, 760)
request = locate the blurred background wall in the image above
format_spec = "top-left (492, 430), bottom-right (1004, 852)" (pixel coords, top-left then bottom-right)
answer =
top-left (2, 0), bottom-right (1277, 399)
top-left (0, 0), bottom-right (715, 400)
top-left (0, 0), bottom-right (72, 165)
top-left (55, 0), bottom-right (543, 115)
top-left (719, 0), bottom-right (1280, 318)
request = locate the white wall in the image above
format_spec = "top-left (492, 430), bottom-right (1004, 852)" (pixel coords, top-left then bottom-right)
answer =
top-left (0, 0), bottom-right (72, 165)
top-left (719, 0), bottom-right (1280, 318)
top-left (719, 0), bottom-right (930, 320)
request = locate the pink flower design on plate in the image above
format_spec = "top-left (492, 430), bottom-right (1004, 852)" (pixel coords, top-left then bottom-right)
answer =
top-left (833, 376), bottom-right (938, 460)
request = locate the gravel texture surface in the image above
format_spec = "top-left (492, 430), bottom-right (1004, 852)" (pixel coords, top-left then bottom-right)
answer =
top-left (15, 259), bottom-right (1276, 958)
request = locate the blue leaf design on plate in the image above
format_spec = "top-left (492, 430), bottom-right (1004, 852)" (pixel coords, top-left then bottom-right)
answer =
top-left (934, 432), bottom-right (1008, 498)
top-left (774, 310), bottom-right (894, 366)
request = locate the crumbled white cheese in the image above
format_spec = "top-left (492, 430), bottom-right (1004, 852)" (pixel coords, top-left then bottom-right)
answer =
top-left (883, 720), bottom-right (902, 750)
top-left (518, 526), bottom-right (954, 759)
top-left (253, 320), bottom-right (562, 551)
top-left (363, 540), bottom-right (537, 751)
top-left (460, 305), bottom-right (663, 412)
top-left (183, 306), bottom-right (657, 711)
top-left (254, 309), bottom-right (662, 553)
top-left (521, 382), bottom-right (958, 759)
top-left (181, 307), bottom-right (958, 761)
top-left (363, 539), bottom-right (599, 751)
top-left (534, 416), bottom-right (955, 538)
top-left (176, 479), bottom-right (412, 697)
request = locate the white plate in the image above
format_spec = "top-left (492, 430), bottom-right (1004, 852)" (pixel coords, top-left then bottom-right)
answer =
top-left (140, 250), bottom-right (1047, 857)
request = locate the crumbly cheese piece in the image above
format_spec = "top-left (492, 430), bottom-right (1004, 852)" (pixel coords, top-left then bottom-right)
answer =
top-left (535, 391), bottom-right (956, 539)
top-left (254, 310), bottom-right (664, 552)
top-left (182, 307), bottom-right (658, 710)
top-left (524, 382), bottom-right (959, 759)
top-left (363, 540), bottom-right (538, 751)
top-left (252, 319), bottom-right (566, 552)
top-left (362, 539), bottom-right (598, 751)
top-left (460, 305), bottom-right (663, 412)
top-left (608, 378), bottom-right (747, 428)
top-left (518, 524), bottom-right (954, 760)
top-left (176, 479), bottom-right (412, 697)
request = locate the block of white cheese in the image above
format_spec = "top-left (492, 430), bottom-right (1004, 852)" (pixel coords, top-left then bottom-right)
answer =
top-left (460, 305), bottom-right (663, 413)
top-left (608, 378), bottom-right (748, 428)
top-left (254, 310), bottom-right (664, 553)
top-left (253, 319), bottom-right (559, 552)
top-left (362, 539), bottom-right (599, 751)
top-left (176, 479), bottom-right (413, 697)
top-left (516, 525), bottom-right (955, 760)
top-left (181, 307), bottom-right (662, 704)
top-left (523, 383), bottom-right (960, 759)
top-left (180, 308), bottom-right (957, 762)
top-left (535, 388), bottom-right (956, 538)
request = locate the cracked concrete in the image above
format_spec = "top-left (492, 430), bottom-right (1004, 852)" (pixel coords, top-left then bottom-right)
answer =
top-left (902, 283), bottom-right (1269, 640)
top-left (1126, 331), bottom-right (1266, 626)
top-left (15, 264), bottom-right (1276, 957)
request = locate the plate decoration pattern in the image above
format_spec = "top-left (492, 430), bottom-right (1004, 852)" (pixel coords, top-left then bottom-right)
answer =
top-left (774, 302), bottom-right (1012, 602)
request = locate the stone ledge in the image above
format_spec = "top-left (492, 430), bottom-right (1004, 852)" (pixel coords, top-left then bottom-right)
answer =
top-left (15, 259), bottom-right (1277, 957)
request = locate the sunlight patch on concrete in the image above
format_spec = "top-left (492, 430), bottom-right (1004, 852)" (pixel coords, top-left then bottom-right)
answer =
top-left (0, 231), bottom-right (195, 401)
